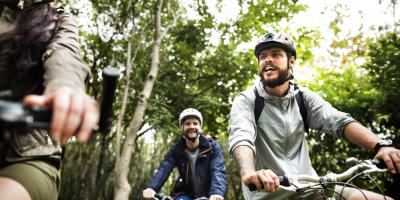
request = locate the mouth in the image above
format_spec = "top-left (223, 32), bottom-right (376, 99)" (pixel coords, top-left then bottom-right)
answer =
top-left (262, 66), bottom-right (277, 73)
top-left (186, 128), bottom-right (198, 134)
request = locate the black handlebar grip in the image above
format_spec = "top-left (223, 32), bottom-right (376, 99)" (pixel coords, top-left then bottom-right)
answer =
top-left (98, 68), bottom-right (119, 133)
top-left (248, 175), bottom-right (289, 191)
top-left (248, 184), bottom-right (257, 192)
top-left (28, 106), bottom-right (52, 129)
top-left (371, 159), bottom-right (387, 169)
top-left (279, 175), bottom-right (289, 186)
top-left (154, 193), bottom-right (162, 200)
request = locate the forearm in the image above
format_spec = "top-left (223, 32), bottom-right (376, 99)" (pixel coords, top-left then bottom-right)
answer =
top-left (233, 145), bottom-right (256, 177)
top-left (343, 122), bottom-right (379, 151)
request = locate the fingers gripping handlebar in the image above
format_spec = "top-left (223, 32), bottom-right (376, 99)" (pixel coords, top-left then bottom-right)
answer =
top-left (247, 158), bottom-right (387, 192)
top-left (0, 67), bottom-right (119, 135)
top-left (247, 176), bottom-right (289, 191)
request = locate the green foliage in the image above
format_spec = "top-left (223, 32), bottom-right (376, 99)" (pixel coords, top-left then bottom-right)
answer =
top-left (362, 32), bottom-right (400, 198)
top-left (304, 7), bottom-right (399, 196)
top-left (234, 0), bottom-right (307, 42)
top-left (364, 33), bottom-right (400, 130)
top-left (57, 0), bottom-right (400, 199)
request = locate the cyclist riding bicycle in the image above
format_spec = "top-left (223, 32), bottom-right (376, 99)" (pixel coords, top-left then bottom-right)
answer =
top-left (143, 108), bottom-right (227, 200)
top-left (228, 31), bottom-right (400, 200)
top-left (0, 0), bottom-right (98, 200)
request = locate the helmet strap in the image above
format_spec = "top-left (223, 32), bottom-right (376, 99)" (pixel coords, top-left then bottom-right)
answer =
top-left (287, 63), bottom-right (294, 80)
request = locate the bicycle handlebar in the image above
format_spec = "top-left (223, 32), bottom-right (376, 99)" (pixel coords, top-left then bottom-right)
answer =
top-left (154, 193), bottom-right (171, 200)
top-left (248, 176), bottom-right (289, 191)
top-left (0, 67), bottom-right (119, 135)
top-left (154, 193), bottom-right (208, 200)
top-left (98, 67), bottom-right (119, 133)
top-left (247, 158), bottom-right (387, 192)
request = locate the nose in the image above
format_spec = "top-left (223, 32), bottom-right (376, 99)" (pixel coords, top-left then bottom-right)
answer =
top-left (260, 55), bottom-right (272, 65)
top-left (265, 54), bottom-right (273, 62)
top-left (188, 123), bottom-right (196, 129)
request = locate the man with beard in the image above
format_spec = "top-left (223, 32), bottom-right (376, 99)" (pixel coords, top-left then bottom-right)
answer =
top-left (228, 31), bottom-right (399, 200)
top-left (143, 108), bottom-right (227, 200)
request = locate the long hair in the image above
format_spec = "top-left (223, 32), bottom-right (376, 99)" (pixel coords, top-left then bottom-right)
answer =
top-left (0, 3), bottom-right (60, 97)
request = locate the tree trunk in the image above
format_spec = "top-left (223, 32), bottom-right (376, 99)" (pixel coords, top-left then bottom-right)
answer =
top-left (113, 0), bottom-right (165, 199)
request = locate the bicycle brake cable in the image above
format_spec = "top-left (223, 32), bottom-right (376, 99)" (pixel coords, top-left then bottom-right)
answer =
top-left (330, 182), bottom-right (368, 200)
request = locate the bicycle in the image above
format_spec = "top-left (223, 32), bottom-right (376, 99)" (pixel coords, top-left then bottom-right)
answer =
top-left (154, 193), bottom-right (209, 200)
top-left (0, 67), bottom-right (119, 138)
top-left (248, 157), bottom-right (390, 200)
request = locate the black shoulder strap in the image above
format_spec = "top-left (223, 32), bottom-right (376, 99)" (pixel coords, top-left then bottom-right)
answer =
top-left (253, 87), bottom-right (264, 122)
top-left (293, 84), bottom-right (309, 134)
top-left (253, 84), bottom-right (309, 134)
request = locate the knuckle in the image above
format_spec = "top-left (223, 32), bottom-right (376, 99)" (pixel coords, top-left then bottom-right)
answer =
top-left (54, 103), bottom-right (68, 113)
top-left (70, 105), bottom-right (84, 116)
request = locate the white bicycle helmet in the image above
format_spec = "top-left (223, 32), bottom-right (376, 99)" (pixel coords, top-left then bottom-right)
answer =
top-left (179, 108), bottom-right (203, 127)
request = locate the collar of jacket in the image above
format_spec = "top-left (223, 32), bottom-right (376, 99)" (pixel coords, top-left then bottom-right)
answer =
top-left (176, 133), bottom-right (212, 156)
top-left (255, 80), bottom-right (296, 110)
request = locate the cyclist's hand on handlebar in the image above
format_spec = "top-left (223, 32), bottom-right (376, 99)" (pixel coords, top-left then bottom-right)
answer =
top-left (23, 86), bottom-right (99, 144)
top-left (242, 169), bottom-right (279, 192)
top-left (374, 147), bottom-right (400, 174)
top-left (142, 188), bottom-right (156, 199)
top-left (209, 194), bottom-right (224, 200)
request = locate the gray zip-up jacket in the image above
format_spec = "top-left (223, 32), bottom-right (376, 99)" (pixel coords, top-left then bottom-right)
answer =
top-left (228, 79), bottom-right (356, 200)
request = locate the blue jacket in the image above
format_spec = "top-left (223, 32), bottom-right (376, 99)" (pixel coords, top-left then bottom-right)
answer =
top-left (147, 134), bottom-right (227, 197)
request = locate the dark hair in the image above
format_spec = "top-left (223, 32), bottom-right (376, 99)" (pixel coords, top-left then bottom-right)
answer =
top-left (0, 3), bottom-right (60, 97)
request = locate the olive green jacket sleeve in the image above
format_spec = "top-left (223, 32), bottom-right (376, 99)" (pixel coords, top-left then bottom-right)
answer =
top-left (42, 10), bottom-right (89, 94)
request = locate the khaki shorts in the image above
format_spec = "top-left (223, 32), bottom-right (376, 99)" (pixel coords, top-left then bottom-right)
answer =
top-left (0, 160), bottom-right (60, 200)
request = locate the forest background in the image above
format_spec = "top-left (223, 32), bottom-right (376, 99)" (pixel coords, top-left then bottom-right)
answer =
top-left (55, 0), bottom-right (400, 199)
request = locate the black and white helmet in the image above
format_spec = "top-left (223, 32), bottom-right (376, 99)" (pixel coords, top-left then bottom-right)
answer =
top-left (178, 108), bottom-right (203, 127)
top-left (254, 31), bottom-right (296, 59)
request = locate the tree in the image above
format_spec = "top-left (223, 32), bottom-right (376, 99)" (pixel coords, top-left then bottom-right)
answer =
top-left (363, 32), bottom-right (400, 197)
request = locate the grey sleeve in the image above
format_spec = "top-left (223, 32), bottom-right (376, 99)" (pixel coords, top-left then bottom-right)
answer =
top-left (303, 88), bottom-right (357, 139)
top-left (228, 91), bottom-right (258, 155)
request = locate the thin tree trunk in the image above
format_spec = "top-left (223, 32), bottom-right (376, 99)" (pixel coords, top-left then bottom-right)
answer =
top-left (114, 0), bottom-right (164, 199)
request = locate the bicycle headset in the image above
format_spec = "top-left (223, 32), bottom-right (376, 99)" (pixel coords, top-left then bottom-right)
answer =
top-left (254, 31), bottom-right (297, 60)
top-left (0, 0), bottom-right (55, 10)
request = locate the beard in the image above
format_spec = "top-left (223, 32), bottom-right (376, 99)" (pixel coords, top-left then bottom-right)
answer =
top-left (259, 64), bottom-right (291, 88)
top-left (182, 128), bottom-right (200, 142)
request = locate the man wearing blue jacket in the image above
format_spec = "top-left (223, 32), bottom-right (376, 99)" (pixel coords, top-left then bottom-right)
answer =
top-left (143, 108), bottom-right (227, 200)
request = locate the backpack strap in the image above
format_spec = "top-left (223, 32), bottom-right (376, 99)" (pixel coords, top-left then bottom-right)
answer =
top-left (253, 87), bottom-right (264, 122)
top-left (253, 84), bottom-right (309, 134)
top-left (293, 84), bottom-right (309, 134)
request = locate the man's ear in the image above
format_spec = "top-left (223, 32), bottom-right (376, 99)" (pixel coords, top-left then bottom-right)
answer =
top-left (289, 56), bottom-right (296, 68)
